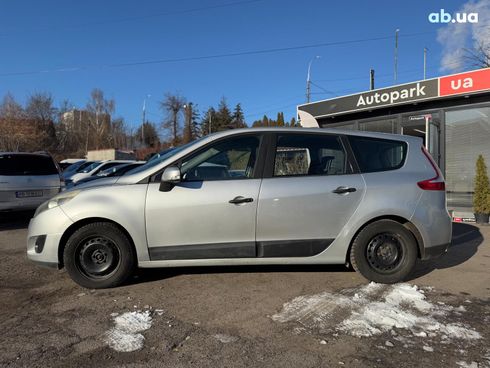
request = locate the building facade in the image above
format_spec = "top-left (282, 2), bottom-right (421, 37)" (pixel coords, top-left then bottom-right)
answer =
top-left (297, 68), bottom-right (490, 213)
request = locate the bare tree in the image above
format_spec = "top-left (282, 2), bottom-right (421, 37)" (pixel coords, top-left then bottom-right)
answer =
top-left (464, 41), bottom-right (490, 69)
top-left (160, 93), bottom-right (185, 145)
top-left (86, 88), bottom-right (115, 150)
top-left (0, 93), bottom-right (26, 151)
top-left (25, 92), bottom-right (58, 151)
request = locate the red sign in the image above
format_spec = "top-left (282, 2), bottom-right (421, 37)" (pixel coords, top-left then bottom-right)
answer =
top-left (440, 68), bottom-right (490, 96)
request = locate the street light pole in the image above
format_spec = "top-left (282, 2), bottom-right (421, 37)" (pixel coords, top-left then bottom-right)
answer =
top-left (306, 56), bottom-right (321, 103)
top-left (394, 29), bottom-right (399, 84)
top-left (141, 94), bottom-right (151, 145)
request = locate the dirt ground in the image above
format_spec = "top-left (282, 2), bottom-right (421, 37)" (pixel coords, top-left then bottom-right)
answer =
top-left (0, 212), bottom-right (489, 368)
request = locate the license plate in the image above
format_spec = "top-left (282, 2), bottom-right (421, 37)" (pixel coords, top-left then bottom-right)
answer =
top-left (16, 190), bottom-right (43, 198)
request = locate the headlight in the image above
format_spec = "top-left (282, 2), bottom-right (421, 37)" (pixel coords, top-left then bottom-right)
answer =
top-left (34, 190), bottom-right (81, 217)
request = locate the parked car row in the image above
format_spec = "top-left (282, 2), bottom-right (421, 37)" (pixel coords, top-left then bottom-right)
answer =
top-left (0, 152), bottom-right (148, 211)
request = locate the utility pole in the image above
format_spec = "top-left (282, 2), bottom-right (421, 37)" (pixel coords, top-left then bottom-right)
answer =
top-left (394, 29), bottom-right (399, 84)
top-left (306, 56), bottom-right (321, 103)
top-left (208, 110), bottom-right (212, 135)
top-left (370, 69), bottom-right (375, 90)
top-left (423, 47), bottom-right (428, 80)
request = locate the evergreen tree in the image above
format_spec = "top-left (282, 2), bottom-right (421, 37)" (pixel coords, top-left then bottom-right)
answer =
top-left (215, 97), bottom-right (233, 131)
top-left (231, 103), bottom-right (247, 128)
top-left (261, 114), bottom-right (269, 127)
top-left (276, 112), bottom-right (285, 126)
top-left (136, 122), bottom-right (159, 147)
top-left (473, 154), bottom-right (490, 214)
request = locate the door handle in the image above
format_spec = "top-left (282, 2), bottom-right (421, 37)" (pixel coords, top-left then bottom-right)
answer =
top-left (229, 196), bottom-right (254, 204)
top-left (332, 186), bottom-right (357, 194)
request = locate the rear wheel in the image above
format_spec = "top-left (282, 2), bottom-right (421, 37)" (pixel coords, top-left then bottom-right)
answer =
top-left (350, 220), bottom-right (417, 284)
top-left (64, 222), bottom-right (135, 289)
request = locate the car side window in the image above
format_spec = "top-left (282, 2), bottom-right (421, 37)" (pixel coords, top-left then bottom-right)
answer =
top-left (274, 134), bottom-right (347, 177)
top-left (348, 136), bottom-right (407, 173)
top-left (180, 135), bottom-right (260, 181)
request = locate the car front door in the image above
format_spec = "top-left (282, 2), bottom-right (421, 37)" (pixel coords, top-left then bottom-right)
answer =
top-left (145, 134), bottom-right (265, 260)
top-left (255, 132), bottom-right (365, 257)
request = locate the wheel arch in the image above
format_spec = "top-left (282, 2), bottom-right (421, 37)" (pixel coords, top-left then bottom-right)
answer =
top-left (58, 217), bottom-right (137, 268)
top-left (345, 215), bottom-right (424, 265)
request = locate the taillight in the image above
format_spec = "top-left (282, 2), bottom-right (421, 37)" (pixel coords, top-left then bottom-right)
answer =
top-left (417, 146), bottom-right (445, 191)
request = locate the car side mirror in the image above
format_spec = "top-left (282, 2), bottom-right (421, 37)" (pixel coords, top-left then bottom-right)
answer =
top-left (159, 166), bottom-right (181, 192)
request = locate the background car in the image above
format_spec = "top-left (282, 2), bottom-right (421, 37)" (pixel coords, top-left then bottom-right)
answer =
top-left (58, 159), bottom-right (85, 171)
top-left (65, 160), bottom-right (134, 186)
top-left (61, 160), bottom-right (95, 180)
top-left (0, 152), bottom-right (61, 211)
top-left (73, 161), bottom-right (146, 186)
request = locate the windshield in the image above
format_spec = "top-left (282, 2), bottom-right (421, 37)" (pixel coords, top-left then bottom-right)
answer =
top-left (96, 163), bottom-right (126, 177)
top-left (77, 161), bottom-right (101, 173)
top-left (125, 139), bottom-right (204, 176)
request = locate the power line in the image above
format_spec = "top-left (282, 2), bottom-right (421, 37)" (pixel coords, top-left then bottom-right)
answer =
top-left (0, 31), bottom-right (433, 77)
top-left (0, 0), bottom-right (265, 37)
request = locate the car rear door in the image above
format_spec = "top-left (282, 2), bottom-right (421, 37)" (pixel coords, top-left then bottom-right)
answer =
top-left (145, 133), bottom-right (266, 260)
top-left (255, 132), bottom-right (365, 257)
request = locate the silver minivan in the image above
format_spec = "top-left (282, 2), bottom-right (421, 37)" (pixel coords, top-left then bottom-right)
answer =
top-left (0, 152), bottom-right (61, 212)
top-left (27, 128), bottom-right (452, 288)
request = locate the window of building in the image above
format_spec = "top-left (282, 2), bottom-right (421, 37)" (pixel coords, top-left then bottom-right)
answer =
top-left (359, 118), bottom-right (397, 134)
top-left (446, 106), bottom-right (490, 209)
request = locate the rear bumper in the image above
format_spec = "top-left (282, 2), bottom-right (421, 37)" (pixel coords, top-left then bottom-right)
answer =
top-left (420, 243), bottom-right (450, 261)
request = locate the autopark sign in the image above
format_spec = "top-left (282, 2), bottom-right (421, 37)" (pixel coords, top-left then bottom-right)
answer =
top-left (298, 68), bottom-right (490, 118)
top-left (439, 68), bottom-right (490, 96)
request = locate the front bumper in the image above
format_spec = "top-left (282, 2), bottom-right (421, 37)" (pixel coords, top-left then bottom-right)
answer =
top-left (27, 206), bottom-right (73, 267)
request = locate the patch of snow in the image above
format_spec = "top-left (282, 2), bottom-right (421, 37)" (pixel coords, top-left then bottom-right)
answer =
top-left (213, 333), bottom-right (238, 343)
top-left (272, 283), bottom-right (481, 341)
top-left (456, 362), bottom-right (478, 368)
top-left (423, 346), bottom-right (434, 352)
top-left (105, 311), bottom-right (152, 352)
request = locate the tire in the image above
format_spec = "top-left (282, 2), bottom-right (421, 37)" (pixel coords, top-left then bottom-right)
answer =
top-left (350, 220), bottom-right (417, 284)
top-left (64, 222), bottom-right (135, 289)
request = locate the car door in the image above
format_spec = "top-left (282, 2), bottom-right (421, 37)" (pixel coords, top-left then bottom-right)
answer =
top-left (145, 133), bottom-right (265, 260)
top-left (255, 132), bottom-right (365, 257)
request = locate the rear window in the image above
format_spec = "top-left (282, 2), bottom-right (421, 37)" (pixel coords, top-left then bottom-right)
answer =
top-left (0, 154), bottom-right (59, 176)
top-left (348, 136), bottom-right (407, 173)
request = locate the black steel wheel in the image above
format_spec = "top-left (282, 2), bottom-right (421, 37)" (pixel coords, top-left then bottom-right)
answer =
top-left (64, 222), bottom-right (135, 289)
top-left (76, 236), bottom-right (120, 279)
top-left (350, 220), bottom-right (417, 284)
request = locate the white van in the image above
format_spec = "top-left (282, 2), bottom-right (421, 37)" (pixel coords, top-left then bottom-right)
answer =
top-left (0, 152), bottom-right (62, 211)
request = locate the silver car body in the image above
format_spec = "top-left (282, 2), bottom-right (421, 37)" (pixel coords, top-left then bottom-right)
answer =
top-left (27, 128), bottom-right (452, 270)
top-left (0, 153), bottom-right (61, 211)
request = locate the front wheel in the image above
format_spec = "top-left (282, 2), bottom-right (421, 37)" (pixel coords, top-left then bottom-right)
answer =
top-left (64, 222), bottom-right (135, 289)
top-left (350, 220), bottom-right (417, 284)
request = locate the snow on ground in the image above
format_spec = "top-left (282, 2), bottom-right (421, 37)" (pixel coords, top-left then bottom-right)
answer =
top-left (105, 311), bottom-right (153, 352)
top-left (272, 283), bottom-right (481, 341)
